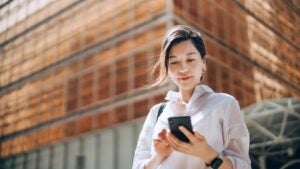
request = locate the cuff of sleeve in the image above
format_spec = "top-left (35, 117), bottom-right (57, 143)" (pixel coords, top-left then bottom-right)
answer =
top-left (226, 156), bottom-right (251, 169)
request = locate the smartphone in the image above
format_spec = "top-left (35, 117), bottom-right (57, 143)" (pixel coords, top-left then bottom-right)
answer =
top-left (168, 116), bottom-right (193, 143)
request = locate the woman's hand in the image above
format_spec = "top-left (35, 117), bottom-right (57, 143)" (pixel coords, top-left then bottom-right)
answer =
top-left (166, 126), bottom-right (218, 165)
top-left (145, 129), bottom-right (173, 169)
top-left (153, 129), bottom-right (173, 160)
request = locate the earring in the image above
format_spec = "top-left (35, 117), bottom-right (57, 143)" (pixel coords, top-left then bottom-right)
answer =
top-left (201, 71), bottom-right (205, 81)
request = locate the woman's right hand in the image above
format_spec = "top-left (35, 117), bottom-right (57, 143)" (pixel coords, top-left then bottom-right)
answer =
top-left (153, 129), bottom-right (173, 160)
top-left (144, 129), bottom-right (173, 169)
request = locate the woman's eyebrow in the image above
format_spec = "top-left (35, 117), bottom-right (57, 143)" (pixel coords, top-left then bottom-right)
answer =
top-left (187, 52), bottom-right (197, 56)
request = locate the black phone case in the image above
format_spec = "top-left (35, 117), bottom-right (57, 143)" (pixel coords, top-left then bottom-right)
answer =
top-left (168, 116), bottom-right (193, 142)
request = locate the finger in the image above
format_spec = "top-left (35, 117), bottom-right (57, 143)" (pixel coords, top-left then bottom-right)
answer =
top-left (167, 132), bottom-right (189, 151)
top-left (161, 129), bottom-right (167, 135)
top-left (167, 135), bottom-right (190, 153)
top-left (156, 134), bottom-right (162, 140)
top-left (167, 137), bottom-right (180, 151)
top-left (159, 135), bottom-right (170, 146)
top-left (178, 126), bottom-right (197, 143)
top-left (161, 129), bottom-right (168, 139)
top-left (194, 131), bottom-right (205, 140)
top-left (158, 128), bottom-right (167, 137)
top-left (154, 139), bottom-right (169, 150)
top-left (158, 132), bottom-right (164, 138)
top-left (166, 133), bottom-right (178, 146)
top-left (153, 139), bottom-right (160, 147)
top-left (153, 139), bottom-right (161, 144)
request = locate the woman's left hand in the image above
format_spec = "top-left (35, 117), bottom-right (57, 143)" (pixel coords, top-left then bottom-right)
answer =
top-left (166, 126), bottom-right (218, 164)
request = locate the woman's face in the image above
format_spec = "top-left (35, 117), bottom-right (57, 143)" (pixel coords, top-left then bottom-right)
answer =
top-left (167, 40), bottom-right (206, 92)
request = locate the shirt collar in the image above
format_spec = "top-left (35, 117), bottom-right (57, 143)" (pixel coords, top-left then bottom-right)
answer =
top-left (165, 84), bottom-right (213, 104)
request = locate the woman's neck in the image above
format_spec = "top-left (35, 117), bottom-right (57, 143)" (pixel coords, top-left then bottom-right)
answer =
top-left (180, 88), bottom-right (195, 103)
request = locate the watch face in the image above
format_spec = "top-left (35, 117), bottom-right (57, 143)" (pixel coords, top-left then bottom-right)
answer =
top-left (210, 157), bottom-right (223, 169)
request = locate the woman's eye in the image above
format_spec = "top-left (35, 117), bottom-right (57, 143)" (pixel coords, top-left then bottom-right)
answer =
top-left (170, 61), bottom-right (178, 65)
top-left (187, 59), bottom-right (195, 62)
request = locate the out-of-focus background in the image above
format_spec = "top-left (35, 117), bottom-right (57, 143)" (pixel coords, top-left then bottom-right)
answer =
top-left (0, 0), bottom-right (299, 169)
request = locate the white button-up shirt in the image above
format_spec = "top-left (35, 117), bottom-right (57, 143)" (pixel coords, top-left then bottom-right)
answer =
top-left (133, 85), bottom-right (251, 169)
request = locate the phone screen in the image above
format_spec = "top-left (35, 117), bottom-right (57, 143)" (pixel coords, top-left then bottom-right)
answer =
top-left (168, 116), bottom-right (193, 142)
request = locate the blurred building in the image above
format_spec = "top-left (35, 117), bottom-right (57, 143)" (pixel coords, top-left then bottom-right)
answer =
top-left (0, 0), bottom-right (299, 169)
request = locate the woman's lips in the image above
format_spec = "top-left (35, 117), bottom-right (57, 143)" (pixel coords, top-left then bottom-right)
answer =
top-left (180, 76), bottom-right (190, 81)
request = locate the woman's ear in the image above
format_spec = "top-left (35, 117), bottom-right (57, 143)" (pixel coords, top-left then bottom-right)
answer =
top-left (202, 59), bottom-right (207, 72)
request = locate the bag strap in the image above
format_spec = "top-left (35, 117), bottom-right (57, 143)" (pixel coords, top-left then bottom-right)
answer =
top-left (156, 102), bottom-right (166, 122)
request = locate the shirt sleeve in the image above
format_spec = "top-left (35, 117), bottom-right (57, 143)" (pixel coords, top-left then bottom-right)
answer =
top-left (132, 104), bottom-right (160, 169)
top-left (222, 98), bottom-right (252, 169)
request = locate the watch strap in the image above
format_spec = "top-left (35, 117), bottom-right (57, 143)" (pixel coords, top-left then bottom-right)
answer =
top-left (206, 154), bottom-right (223, 169)
top-left (209, 157), bottom-right (223, 169)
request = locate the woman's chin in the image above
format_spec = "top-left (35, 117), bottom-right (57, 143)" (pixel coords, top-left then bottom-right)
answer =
top-left (178, 84), bottom-right (196, 91)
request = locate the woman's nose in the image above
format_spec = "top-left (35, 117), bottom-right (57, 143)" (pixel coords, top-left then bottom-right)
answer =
top-left (178, 62), bottom-right (189, 74)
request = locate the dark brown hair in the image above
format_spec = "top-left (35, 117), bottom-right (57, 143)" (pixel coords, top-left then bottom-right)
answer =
top-left (150, 25), bottom-right (207, 87)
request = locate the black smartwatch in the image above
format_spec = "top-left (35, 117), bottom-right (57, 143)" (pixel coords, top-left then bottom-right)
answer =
top-left (207, 155), bottom-right (223, 169)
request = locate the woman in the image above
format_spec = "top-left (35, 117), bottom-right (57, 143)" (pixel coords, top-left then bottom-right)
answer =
top-left (132, 25), bottom-right (251, 169)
